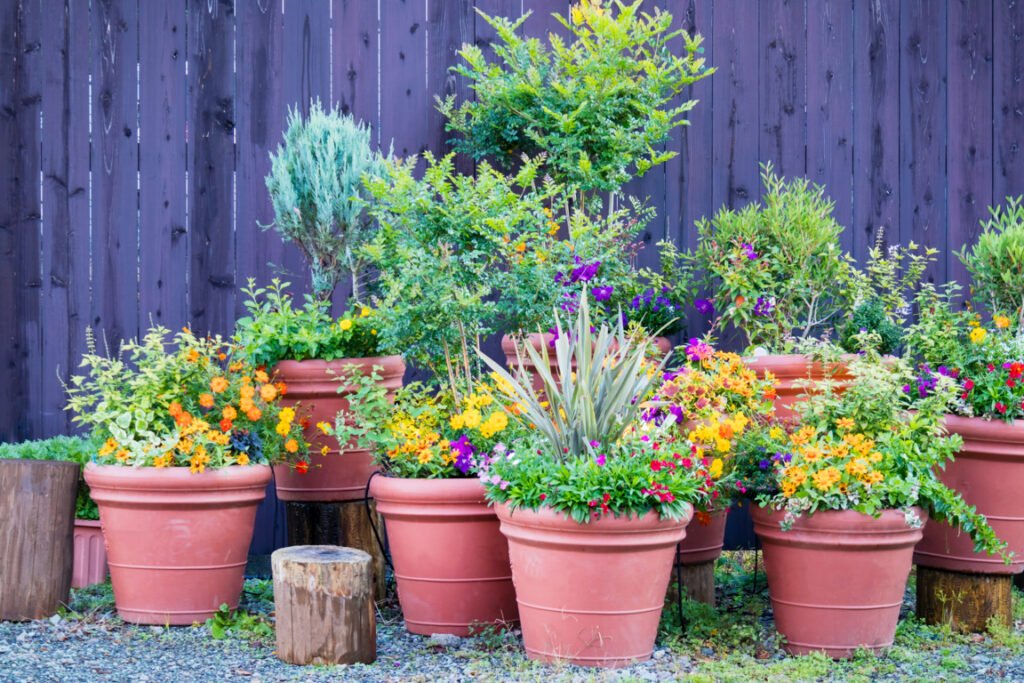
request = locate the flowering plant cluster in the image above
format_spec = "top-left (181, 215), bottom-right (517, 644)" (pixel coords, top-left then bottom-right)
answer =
top-left (65, 327), bottom-right (306, 471)
top-left (642, 348), bottom-right (777, 508)
top-left (743, 351), bottom-right (1007, 558)
top-left (235, 279), bottom-right (381, 367)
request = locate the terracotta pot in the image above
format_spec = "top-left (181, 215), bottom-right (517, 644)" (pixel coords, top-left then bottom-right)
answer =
top-left (676, 508), bottom-right (728, 565)
top-left (744, 354), bottom-right (852, 421)
top-left (272, 356), bottom-right (405, 502)
top-left (496, 502), bottom-right (691, 667)
top-left (752, 505), bottom-right (924, 658)
top-left (914, 415), bottom-right (1024, 574)
top-left (84, 463), bottom-right (271, 625)
top-left (371, 476), bottom-right (517, 636)
top-left (72, 519), bottom-right (108, 588)
top-left (501, 334), bottom-right (672, 391)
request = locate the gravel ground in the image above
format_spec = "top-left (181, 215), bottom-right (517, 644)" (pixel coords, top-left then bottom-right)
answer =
top-left (2, 556), bottom-right (1023, 683)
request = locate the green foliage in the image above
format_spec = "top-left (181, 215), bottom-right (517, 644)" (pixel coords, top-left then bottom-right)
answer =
top-left (633, 240), bottom-right (699, 335)
top-left (0, 435), bottom-right (99, 520)
top-left (840, 300), bottom-right (901, 355)
top-left (956, 196), bottom-right (1024, 324)
top-left (364, 153), bottom-right (548, 378)
top-left (234, 279), bottom-right (381, 366)
top-left (205, 603), bottom-right (274, 642)
top-left (439, 0), bottom-right (713, 195)
top-left (904, 282), bottom-right (970, 369)
top-left (694, 164), bottom-right (852, 354)
top-left (265, 100), bottom-right (388, 301)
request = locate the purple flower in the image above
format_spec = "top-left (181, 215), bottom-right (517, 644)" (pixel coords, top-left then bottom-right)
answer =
top-left (740, 242), bottom-right (758, 260)
top-left (450, 435), bottom-right (476, 475)
top-left (684, 338), bottom-right (714, 362)
top-left (758, 459), bottom-right (771, 470)
top-left (753, 297), bottom-right (774, 317)
top-left (668, 405), bottom-right (685, 425)
top-left (569, 257), bottom-right (601, 284)
top-left (694, 298), bottom-right (715, 316)
top-left (592, 285), bottom-right (614, 302)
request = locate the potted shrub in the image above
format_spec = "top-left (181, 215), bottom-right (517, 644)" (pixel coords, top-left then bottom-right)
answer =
top-left (744, 347), bottom-right (1006, 657)
top-left (643, 346), bottom-right (775, 570)
top-left (65, 327), bottom-right (304, 625)
top-left (247, 101), bottom-right (403, 502)
top-left (334, 153), bottom-right (544, 636)
top-left (0, 436), bottom-right (106, 588)
top-left (479, 300), bottom-right (707, 668)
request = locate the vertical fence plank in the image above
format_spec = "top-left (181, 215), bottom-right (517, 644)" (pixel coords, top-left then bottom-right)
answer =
top-left (0, 0), bottom-right (20, 441)
top-left (426, 0), bottom-right (473, 165)
top-left (760, 0), bottom-right (807, 181)
top-left (521, 0), bottom-right (569, 43)
top-left (900, 0), bottom-right (948, 285)
top-left (712, 0), bottom-right (759, 210)
top-left (474, 0), bottom-right (522, 62)
top-left (852, 0), bottom-right (899, 261)
top-left (187, 0), bottom-right (235, 337)
top-left (947, 0), bottom-right (993, 284)
top-left (91, 0), bottom-right (139, 349)
top-left (807, 0), bottom-right (854, 251)
top-left (380, 0), bottom-right (429, 160)
top-left (139, 1), bottom-right (188, 333)
top-left (40, 0), bottom-right (90, 435)
top-left (994, 0), bottom-right (1024, 203)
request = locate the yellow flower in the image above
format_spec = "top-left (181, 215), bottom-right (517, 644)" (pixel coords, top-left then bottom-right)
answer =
top-left (768, 427), bottom-right (784, 441)
top-left (812, 467), bottom-right (841, 492)
top-left (845, 458), bottom-right (869, 477)
top-left (836, 417), bottom-right (855, 431)
top-left (236, 452), bottom-right (250, 466)
top-left (970, 327), bottom-right (988, 344)
top-left (780, 479), bottom-right (798, 497)
top-left (784, 466), bottom-right (807, 486)
top-left (995, 315), bottom-right (1012, 329)
top-left (708, 458), bottom-right (724, 479)
top-left (199, 393), bottom-right (215, 409)
top-left (801, 446), bottom-right (825, 462)
top-left (279, 407), bottom-right (295, 424)
top-left (276, 421), bottom-right (291, 436)
top-left (222, 406), bottom-right (237, 421)
top-left (260, 384), bottom-right (278, 402)
top-left (479, 411), bottom-right (509, 439)
top-left (99, 438), bottom-right (118, 456)
top-left (417, 448), bottom-right (433, 464)
top-left (316, 421), bottom-right (331, 435)
top-left (449, 413), bottom-right (465, 430)
top-left (153, 453), bottom-right (173, 468)
top-left (360, 307), bottom-right (371, 318)
top-left (320, 445), bottom-right (330, 456)
top-left (254, 369), bottom-right (270, 384)
top-left (462, 408), bottom-right (482, 429)
top-left (340, 319), bottom-right (353, 331)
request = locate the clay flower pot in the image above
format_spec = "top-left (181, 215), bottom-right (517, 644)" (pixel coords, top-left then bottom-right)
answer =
top-left (744, 354), bottom-right (852, 421)
top-left (752, 505), bottom-right (924, 658)
top-left (371, 476), bottom-right (517, 636)
top-left (72, 519), bottom-right (108, 588)
top-left (272, 356), bottom-right (404, 502)
top-left (496, 502), bottom-right (691, 667)
top-left (501, 334), bottom-right (671, 391)
top-left (914, 415), bottom-right (1024, 574)
top-left (84, 463), bottom-right (271, 625)
top-left (676, 508), bottom-right (728, 565)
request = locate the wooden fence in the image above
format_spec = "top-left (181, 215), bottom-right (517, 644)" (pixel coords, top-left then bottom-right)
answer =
top-left (2, 0), bottom-right (1023, 440)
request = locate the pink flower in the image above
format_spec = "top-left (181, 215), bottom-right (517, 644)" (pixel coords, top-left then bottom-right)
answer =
top-left (684, 338), bottom-right (714, 362)
top-left (595, 454), bottom-right (607, 467)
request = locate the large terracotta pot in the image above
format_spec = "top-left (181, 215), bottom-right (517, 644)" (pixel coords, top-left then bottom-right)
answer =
top-left (272, 356), bottom-right (405, 502)
top-left (914, 415), bottom-right (1024, 574)
top-left (72, 519), bottom-right (108, 588)
top-left (752, 505), bottom-right (924, 658)
top-left (745, 354), bottom-right (852, 421)
top-left (496, 502), bottom-right (691, 667)
top-left (84, 463), bottom-right (271, 625)
top-left (371, 476), bottom-right (517, 636)
top-left (676, 508), bottom-right (728, 565)
top-left (501, 334), bottom-right (672, 390)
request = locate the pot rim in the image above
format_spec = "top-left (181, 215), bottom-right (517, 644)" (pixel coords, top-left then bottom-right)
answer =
top-left (751, 505), bottom-right (927, 539)
top-left (370, 474), bottom-right (487, 504)
top-left (273, 354), bottom-right (405, 371)
top-left (495, 500), bottom-right (691, 532)
top-left (943, 413), bottom-right (1024, 440)
top-left (84, 462), bottom-right (272, 491)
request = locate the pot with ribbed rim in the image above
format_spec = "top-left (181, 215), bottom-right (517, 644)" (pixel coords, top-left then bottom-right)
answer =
top-left (501, 334), bottom-right (672, 391)
top-left (676, 508), bottom-right (728, 565)
top-left (744, 354), bottom-right (852, 421)
top-left (272, 356), bottom-right (404, 501)
top-left (83, 463), bottom-right (271, 625)
top-left (495, 502), bottom-right (691, 668)
top-left (370, 475), bottom-right (517, 636)
top-left (914, 415), bottom-right (1024, 574)
top-left (751, 505), bottom-right (924, 658)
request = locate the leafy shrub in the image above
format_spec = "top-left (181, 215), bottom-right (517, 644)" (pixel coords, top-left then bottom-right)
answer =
top-left (0, 435), bottom-right (98, 520)
top-left (956, 196), bottom-right (1024, 325)
top-left (265, 100), bottom-right (388, 301)
top-left (840, 300), bottom-right (901, 355)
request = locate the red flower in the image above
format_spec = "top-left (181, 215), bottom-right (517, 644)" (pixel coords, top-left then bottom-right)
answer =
top-left (219, 418), bottom-right (233, 432)
top-left (1009, 363), bottom-right (1024, 379)
top-left (996, 402), bottom-right (1008, 415)
top-left (1009, 379), bottom-right (1017, 388)
top-left (539, 493), bottom-right (547, 501)
top-left (987, 364), bottom-right (996, 373)
top-left (650, 460), bottom-right (663, 472)
top-left (295, 461), bottom-right (310, 474)
top-left (963, 379), bottom-right (975, 392)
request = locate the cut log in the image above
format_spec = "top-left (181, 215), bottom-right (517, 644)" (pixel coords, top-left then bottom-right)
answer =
top-left (272, 545), bottom-right (376, 665)
top-left (667, 560), bottom-right (716, 607)
top-left (0, 459), bottom-right (79, 620)
top-left (916, 566), bottom-right (1014, 632)
top-left (285, 500), bottom-right (386, 600)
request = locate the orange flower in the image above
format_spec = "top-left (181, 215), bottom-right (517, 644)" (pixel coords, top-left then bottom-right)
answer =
top-left (239, 397), bottom-right (254, 413)
top-left (260, 384), bottom-right (278, 402)
top-left (246, 407), bottom-right (262, 421)
top-left (218, 352), bottom-right (227, 361)
top-left (199, 393), bottom-right (215, 409)
top-left (168, 401), bottom-right (183, 417)
top-left (255, 369), bottom-right (270, 384)
top-left (175, 412), bottom-right (193, 427)
top-left (210, 376), bottom-right (229, 394)
top-left (222, 406), bottom-right (237, 421)
top-left (275, 382), bottom-right (288, 396)
top-left (240, 385), bottom-right (256, 400)
top-left (229, 361), bottom-right (244, 372)
top-left (735, 295), bottom-right (746, 306)
top-left (285, 438), bottom-right (299, 453)
top-left (220, 418), bottom-right (233, 432)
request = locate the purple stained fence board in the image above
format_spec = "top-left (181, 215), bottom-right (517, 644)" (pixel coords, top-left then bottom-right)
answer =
top-left (994, 0), bottom-right (1024, 203)
top-left (759, 0), bottom-right (807, 182)
top-left (139, 1), bottom-right (188, 334)
top-left (807, 0), bottom-right (854, 253)
top-left (187, 0), bottom-right (236, 338)
top-left (40, 0), bottom-right (91, 436)
top-left (427, 0), bottom-right (474, 170)
top-left (380, 0), bottom-right (430, 161)
top-left (521, 0), bottom-right (569, 43)
top-left (852, 0), bottom-right (900, 261)
top-left (0, 1), bottom-right (19, 442)
top-left (947, 0), bottom-right (993, 284)
top-left (900, 0), bottom-right (948, 285)
top-left (90, 0), bottom-right (140, 350)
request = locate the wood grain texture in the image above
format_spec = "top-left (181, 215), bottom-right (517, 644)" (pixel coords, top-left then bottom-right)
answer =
top-left (916, 565), bottom-right (1013, 633)
top-left (0, 459), bottom-right (79, 620)
top-left (272, 545), bottom-right (376, 665)
top-left (380, 0), bottom-right (429, 161)
top-left (759, 0), bottom-right (807, 180)
top-left (0, 0), bottom-right (20, 441)
top-left (669, 560), bottom-right (716, 607)
top-left (994, 0), bottom-right (1024, 202)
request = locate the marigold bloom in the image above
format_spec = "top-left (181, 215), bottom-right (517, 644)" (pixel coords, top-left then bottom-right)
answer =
top-left (260, 384), bottom-right (278, 402)
top-left (275, 382), bottom-right (288, 396)
top-left (285, 438), bottom-right (299, 453)
top-left (279, 407), bottom-right (295, 424)
top-left (836, 417), bottom-right (855, 431)
top-left (316, 421), bottom-right (331, 435)
top-left (995, 315), bottom-right (1011, 329)
top-left (246, 407), bottom-right (262, 421)
top-left (168, 402), bottom-right (183, 418)
top-left (240, 385), bottom-right (256, 399)
top-left (236, 453), bottom-right (250, 466)
top-left (186, 348), bottom-right (200, 363)
top-left (220, 418), bottom-right (233, 432)
top-left (210, 376), bottom-right (229, 393)
top-left (222, 406), bottom-right (237, 420)
top-left (199, 393), bottom-right (215, 409)
top-left (969, 327), bottom-right (988, 344)
top-left (276, 422), bottom-right (291, 436)
top-left (254, 370), bottom-right (270, 384)
top-left (339, 319), bottom-right (353, 331)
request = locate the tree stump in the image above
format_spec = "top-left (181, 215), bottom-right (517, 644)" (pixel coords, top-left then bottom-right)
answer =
top-left (916, 566), bottom-right (1014, 632)
top-left (667, 561), bottom-right (716, 607)
top-left (285, 500), bottom-right (386, 600)
top-left (272, 545), bottom-right (376, 665)
top-left (0, 459), bottom-right (79, 620)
